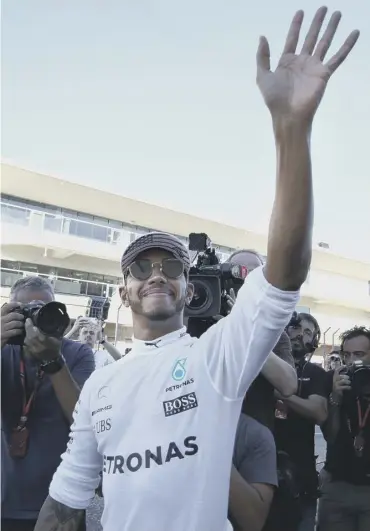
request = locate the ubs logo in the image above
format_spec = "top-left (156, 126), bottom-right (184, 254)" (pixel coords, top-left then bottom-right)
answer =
top-left (172, 358), bottom-right (187, 381)
top-left (95, 419), bottom-right (111, 434)
top-left (163, 392), bottom-right (198, 417)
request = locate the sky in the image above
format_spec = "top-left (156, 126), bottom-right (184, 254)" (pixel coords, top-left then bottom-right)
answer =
top-left (2, 0), bottom-right (369, 262)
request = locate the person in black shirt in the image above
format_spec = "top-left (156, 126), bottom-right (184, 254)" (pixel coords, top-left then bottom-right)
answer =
top-left (228, 249), bottom-right (297, 431)
top-left (318, 326), bottom-right (370, 531)
top-left (274, 312), bottom-right (328, 531)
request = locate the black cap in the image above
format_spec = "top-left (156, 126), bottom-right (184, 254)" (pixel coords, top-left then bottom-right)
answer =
top-left (121, 232), bottom-right (191, 274)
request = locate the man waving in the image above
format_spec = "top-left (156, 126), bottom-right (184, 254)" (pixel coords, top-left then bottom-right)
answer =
top-left (35, 8), bottom-right (359, 531)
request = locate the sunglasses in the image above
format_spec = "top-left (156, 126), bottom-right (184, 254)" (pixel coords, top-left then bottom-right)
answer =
top-left (128, 258), bottom-right (184, 281)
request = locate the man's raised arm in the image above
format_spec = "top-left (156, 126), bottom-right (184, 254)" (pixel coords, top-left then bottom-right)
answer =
top-left (258, 7), bottom-right (359, 291)
top-left (202, 8), bottom-right (359, 400)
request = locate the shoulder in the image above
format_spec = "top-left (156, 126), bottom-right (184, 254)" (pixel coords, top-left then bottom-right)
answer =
top-left (61, 339), bottom-right (95, 378)
top-left (273, 331), bottom-right (294, 364)
top-left (236, 413), bottom-right (274, 449)
top-left (61, 339), bottom-right (94, 361)
top-left (307, 361), bottom-right (326, 376)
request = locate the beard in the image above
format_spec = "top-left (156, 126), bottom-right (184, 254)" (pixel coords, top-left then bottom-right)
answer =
top-left (291, 337), bottom-right (307, 360)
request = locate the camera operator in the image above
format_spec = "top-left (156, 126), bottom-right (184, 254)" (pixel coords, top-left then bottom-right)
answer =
top-left (1, 276), bottom-right (95, 531)
top-left (318, 326), bottom-right (370, 531)
top-left (66, 317), bottom-right (122, 368)
top-left (274, 312), bottom-right (328, 531)
top-left (228, 249), bottom-right (297, 431)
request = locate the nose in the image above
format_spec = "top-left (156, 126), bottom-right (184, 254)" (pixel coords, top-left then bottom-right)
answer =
top-left (147, 264), bottom-right (167, 284)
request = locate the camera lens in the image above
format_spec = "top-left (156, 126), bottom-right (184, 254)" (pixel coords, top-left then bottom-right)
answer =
top-left (186, 280), bottom-right (213, 315)
top-left (36, 302), bottom-right (70, 338)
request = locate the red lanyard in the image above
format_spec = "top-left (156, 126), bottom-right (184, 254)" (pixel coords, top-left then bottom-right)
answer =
top-left (17, 358), bottom-right (44, 429)
top-left (357, 399), bottom-right (370, 432)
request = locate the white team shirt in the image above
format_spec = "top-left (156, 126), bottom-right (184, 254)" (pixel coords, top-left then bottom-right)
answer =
top-left (50, 268), bottom-right (299, 531)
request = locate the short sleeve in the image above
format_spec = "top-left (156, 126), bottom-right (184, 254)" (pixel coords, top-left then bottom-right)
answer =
top-left (233, 415), bottom-right (278, 487)
top-left (64, 342), bottom-right (95, 388)
top-left (308, 365), bottom-right (328, 398)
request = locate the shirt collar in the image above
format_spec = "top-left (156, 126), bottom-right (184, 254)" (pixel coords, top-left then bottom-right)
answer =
top-left (132, 327), bottom-right (187, 352)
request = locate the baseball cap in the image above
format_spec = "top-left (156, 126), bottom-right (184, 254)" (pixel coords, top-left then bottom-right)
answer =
top-left (121, 232), bottom-right (191, 274)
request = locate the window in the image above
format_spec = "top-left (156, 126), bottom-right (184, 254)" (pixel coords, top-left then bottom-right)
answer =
top-left (44, 213), bottom-right (62, 233)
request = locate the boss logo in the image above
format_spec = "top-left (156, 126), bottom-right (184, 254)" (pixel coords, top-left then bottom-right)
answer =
top-left (163, 392), bottom-right (198, 417)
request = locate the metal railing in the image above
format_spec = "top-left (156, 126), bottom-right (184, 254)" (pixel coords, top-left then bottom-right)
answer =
top-left (1, 267), bottom-right (118, 299)
top-left (1, 201), bottom-right (137, 246)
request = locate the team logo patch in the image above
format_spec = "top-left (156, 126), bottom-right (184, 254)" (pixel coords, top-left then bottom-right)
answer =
top-left (163, 392), bottom-right (198, 417)
top-left (172, 358), bottom-right (187, 381)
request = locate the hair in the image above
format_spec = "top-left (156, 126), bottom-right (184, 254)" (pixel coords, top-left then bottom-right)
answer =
top-left (298, 312), bottom-right (319, 330)
top-left (340, 326), bottom-right (370, 351)
top-left (227, 248), bottom-right (264, 265)
top-left (10, 275), bottom-right (54, 300)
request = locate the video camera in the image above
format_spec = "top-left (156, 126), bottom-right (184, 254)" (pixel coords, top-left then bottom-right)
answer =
top-left (7, 302), bottom-right (70, 346)
top-left (340, 360), bottom-right (370, 397)
top-left (184, 233), bottom-right (247, 319)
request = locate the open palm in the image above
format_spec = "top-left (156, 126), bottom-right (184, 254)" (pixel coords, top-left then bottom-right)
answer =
top-left (257, 7), bottom-right (360, 122)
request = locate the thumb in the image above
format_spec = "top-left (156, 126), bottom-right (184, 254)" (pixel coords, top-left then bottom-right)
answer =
top-left (256, 36), bottom-right (271, 78)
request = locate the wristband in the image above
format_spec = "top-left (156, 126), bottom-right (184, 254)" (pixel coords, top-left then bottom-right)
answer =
top-left (39, 354), bottom-right (66, 375)
top-left (329, 392), bottom-right (341, 407)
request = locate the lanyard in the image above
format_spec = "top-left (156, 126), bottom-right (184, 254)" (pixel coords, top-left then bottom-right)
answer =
top-left (17, 358), bottom-right (44, 429)
top-left (357, 399), bottom-right (370, 432)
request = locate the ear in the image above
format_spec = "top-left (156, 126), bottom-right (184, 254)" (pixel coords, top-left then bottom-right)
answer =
top-left (185, 282), bottom-right (194, 306)
top-left (119, 285), bottom-right (130, 308)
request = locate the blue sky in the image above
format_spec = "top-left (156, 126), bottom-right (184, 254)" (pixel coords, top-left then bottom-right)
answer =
top-left (2, 0), bottom-right (369, 261)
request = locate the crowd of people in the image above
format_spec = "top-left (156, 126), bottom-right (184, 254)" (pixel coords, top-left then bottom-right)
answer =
top-left (1, 6), bottom-right (368, 531)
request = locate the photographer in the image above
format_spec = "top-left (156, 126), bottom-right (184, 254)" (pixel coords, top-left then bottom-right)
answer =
top-left (1, 276), bottom-right (94, 531)
top-left (274, 312), bottom-right (328, 531)
top-left (318, 327), bottom-right (370, 531)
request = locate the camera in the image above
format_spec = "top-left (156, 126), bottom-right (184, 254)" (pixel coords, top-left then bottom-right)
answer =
top-left (185, 232), bottom-right (247, 319)
top-left (340, 360), bottom-right (370, 397)
top-left (7, 302), bottom-right (70, 346)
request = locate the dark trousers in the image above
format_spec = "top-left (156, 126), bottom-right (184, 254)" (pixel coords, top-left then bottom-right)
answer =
top-left (1, 518), bottom-right (86, 531)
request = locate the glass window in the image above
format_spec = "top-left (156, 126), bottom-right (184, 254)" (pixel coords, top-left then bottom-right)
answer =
top-left (1, 270), bottom-right (23, 287)
top-left (86, 282), bottom-right (104, 297)
top-left (1, 204), bottom-right (30, 226)
top-left (92, 224), bottom-right (109, 242)
top-left (19, 262), bottom-right (38, 273)
top-left (44, 213), bottom-right (62, 233)
top-left (87, 272), bottom-right (105, 283)
top-left (1, 260), bottom-right (20, 270)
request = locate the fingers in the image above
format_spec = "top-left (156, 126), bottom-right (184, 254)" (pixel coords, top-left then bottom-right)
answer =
top-left (256, 36), bottom-right (271, 76)
top-left (313, 11), bottom-right (341, 61)
top-left (325, 29), bottom-right (360, 74)
top-left (1, 302), bottom-right (22, 317)
top-left (282, 10), bottom-right (304, 54)
top-left (301, 6), bottom-right (328, 55)
top-left (3, 319), bottom-right (24, 331)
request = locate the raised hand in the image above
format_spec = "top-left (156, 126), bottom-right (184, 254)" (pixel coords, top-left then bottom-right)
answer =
top-left (257, 7), bottom-right (360, 123)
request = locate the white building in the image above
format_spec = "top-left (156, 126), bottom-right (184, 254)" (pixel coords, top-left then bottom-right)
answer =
top-left (1, 163), bottom-right (369, 351)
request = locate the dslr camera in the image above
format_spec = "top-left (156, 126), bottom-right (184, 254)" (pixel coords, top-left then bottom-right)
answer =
top-left (185, 233), bottom-right (247, 319)
top-left (339, 360), bottom-right (370, 397)
top-left (8, 302), bottom-right (70, 346)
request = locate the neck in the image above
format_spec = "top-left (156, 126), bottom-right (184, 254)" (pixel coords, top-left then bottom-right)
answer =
top-left (132, 314), bottom-right (184, 341)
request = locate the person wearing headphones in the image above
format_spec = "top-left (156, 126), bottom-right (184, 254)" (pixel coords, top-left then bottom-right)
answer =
top-left (273, 312), bottom-right (328, 531)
